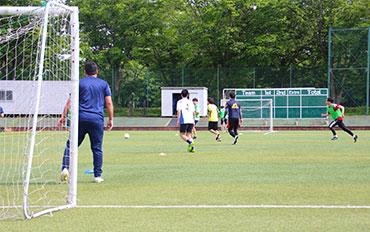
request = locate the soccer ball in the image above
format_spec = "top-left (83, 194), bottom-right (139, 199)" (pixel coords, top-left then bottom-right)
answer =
top-left (124, 133), bottom-right (130, 139)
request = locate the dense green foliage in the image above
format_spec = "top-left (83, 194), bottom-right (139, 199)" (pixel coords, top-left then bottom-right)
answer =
top-left (69, 0), bottom-right (368, 108)
top-left (3, 0), bottom-right (370, 110)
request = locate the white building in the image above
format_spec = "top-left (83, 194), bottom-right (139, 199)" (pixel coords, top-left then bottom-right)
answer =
top-left (161, 87), bottom-right (208, 117)
top-left (0, 80), bottom-right (71, 115)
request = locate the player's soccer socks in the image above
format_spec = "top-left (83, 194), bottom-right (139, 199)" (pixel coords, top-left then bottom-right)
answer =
top-left (215, 133), bottom-right (220, 141)
top-left (186, 139), bottom-right (193, 145)
top-left (232, 135), bottom-right (239, 145)
top-left (228, 130), bottom-right (236, 138)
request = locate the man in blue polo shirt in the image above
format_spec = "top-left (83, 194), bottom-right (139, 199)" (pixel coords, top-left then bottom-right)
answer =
top-left (59, 62), bottom-right (114, 183)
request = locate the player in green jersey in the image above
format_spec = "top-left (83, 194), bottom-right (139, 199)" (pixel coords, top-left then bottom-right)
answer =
top-left (219, 106), bottom-right (227, 131)
top-left (321, 97), bottom-right (358, 142)
top-left (192, 98), bottom-right (200, 139)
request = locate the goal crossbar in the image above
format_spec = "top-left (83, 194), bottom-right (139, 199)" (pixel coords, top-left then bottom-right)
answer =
top-left (0, 4), bottom-right (75, 16)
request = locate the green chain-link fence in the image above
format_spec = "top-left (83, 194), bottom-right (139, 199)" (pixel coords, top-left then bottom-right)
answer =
top-left (328, 27), bottom-right (370, 114)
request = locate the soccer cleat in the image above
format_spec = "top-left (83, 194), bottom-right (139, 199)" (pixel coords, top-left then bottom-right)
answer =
top-left (94, 177), bottom-right (104, 183)
top-left (61, 168), bottom-right (69, 182)
top-left (353, 135), bottom-right (358, 143)
top-left (187, 143), bottom-right (192, 152)
top-left (187, 142), bottom-right (195, 153)
top-left (232, 135), bottom-right (239, 145)
top-left (193, 136), bottom-right (197, 140)
top-left (331, 136), bottom-right (338, 141)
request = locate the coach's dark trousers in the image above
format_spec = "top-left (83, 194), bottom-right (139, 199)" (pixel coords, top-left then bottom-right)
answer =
top-left (62, 120), bottom-right (104, 177)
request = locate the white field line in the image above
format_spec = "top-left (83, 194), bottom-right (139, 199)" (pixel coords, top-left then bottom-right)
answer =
top-left (76, 205), bottom-right (370, 209)
top-left (3, 205), bottom-right (370, 209)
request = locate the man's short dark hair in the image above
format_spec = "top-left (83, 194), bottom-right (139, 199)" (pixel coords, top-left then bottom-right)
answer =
top-left (229, 92), bottom-right (236, 99)
top-left (85, 62), bottom-right (98, 76)
top-left (181, 89), bottom-right (189, 98)
top-left (192, 98), bottom-right (198, 102)
top-left (207, 97), bottom-right (215, 104)
top-left (327, 97), bottom-right (334, 103)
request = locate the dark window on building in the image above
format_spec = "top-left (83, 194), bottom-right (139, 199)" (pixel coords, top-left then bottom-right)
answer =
top-left (6, 91), bottom-right (13, 100)
top-left (0, 90), bottom-right (13, 101)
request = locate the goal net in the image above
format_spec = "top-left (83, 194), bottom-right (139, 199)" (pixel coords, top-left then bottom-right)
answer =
top-left (238, 99), bottom-right (274, 133)
top-left (0, 1), bottom-right (79, 220)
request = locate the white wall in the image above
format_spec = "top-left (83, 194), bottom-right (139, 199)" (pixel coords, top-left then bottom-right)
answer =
top-left (0, 80), bottom-right (71, 114)
top-left (161, 87), bottom-right (208, 117)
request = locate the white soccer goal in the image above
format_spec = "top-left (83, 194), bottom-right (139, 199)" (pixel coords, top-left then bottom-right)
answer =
top-left (0, 1), bottom-right (79, 220)
top-left (238, 99), bottom-right (274, 133)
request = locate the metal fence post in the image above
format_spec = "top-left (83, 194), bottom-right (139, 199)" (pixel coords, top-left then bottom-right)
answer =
top-left (111, 65), bottom-right (115, 100)
top-left (289, 65), bottom-right (293, 87)
top-left (366, 26), bottom-right (370, 114)
top-left (253, 68), bottom-right (256, 88)
top-left (327, 27), bottom-right (332, 97)
top-left (217, 64), bottom-right (220, 104)
top-left (181, 67), bottom-right (184, 87)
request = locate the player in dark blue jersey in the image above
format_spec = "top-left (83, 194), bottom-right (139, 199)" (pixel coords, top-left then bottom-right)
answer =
top-left (225, 92), bottom-right (243, 145)
top-left (59, 62), bottom-right (114, 183)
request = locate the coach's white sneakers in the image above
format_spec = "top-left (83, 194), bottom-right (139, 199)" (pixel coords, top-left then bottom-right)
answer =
top-left (94, 177), bottom-right (104, 183)
top-left (61, 168), bottom-right (69, 182)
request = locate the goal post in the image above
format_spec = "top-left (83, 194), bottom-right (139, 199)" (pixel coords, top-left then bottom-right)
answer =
top-left (238, 99), bottom-right (274, 133)
top-left (0, 1), bottom-right (79, 220)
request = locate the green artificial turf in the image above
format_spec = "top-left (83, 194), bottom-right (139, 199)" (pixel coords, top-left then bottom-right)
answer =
top-left (1, 130), bottom-right (370, 231)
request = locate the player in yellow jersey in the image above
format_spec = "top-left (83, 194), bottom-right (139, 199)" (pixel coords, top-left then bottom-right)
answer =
top-left (207, 97), bottom-right (221, 142)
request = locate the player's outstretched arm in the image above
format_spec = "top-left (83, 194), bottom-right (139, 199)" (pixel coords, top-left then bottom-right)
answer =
top-left (58, 98), bottom-right (71, 128)
top-left (105, 96), bottom-right (114, 131)
top-left (338, 105), bottom-right (345, 116)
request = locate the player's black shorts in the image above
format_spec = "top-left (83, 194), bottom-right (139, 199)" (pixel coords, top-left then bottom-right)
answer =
top-left (0, 127), bottom-right (4, 132)
top-left (228, 118), bottom-right (240, 129)
top-left (220, 118), bottom-right (227, 125)
top-left (180, 123), bottom-right (194, 133)
top-left (194, 120), bottom-right (199, 125)
top-left (208, 121), bottom-right (218, 131)
top-left (329, 119), bottom-right (345, 129)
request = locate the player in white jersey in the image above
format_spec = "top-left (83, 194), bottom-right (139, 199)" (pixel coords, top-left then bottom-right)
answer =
top-left (176, 89), bottom-right (196, 153)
